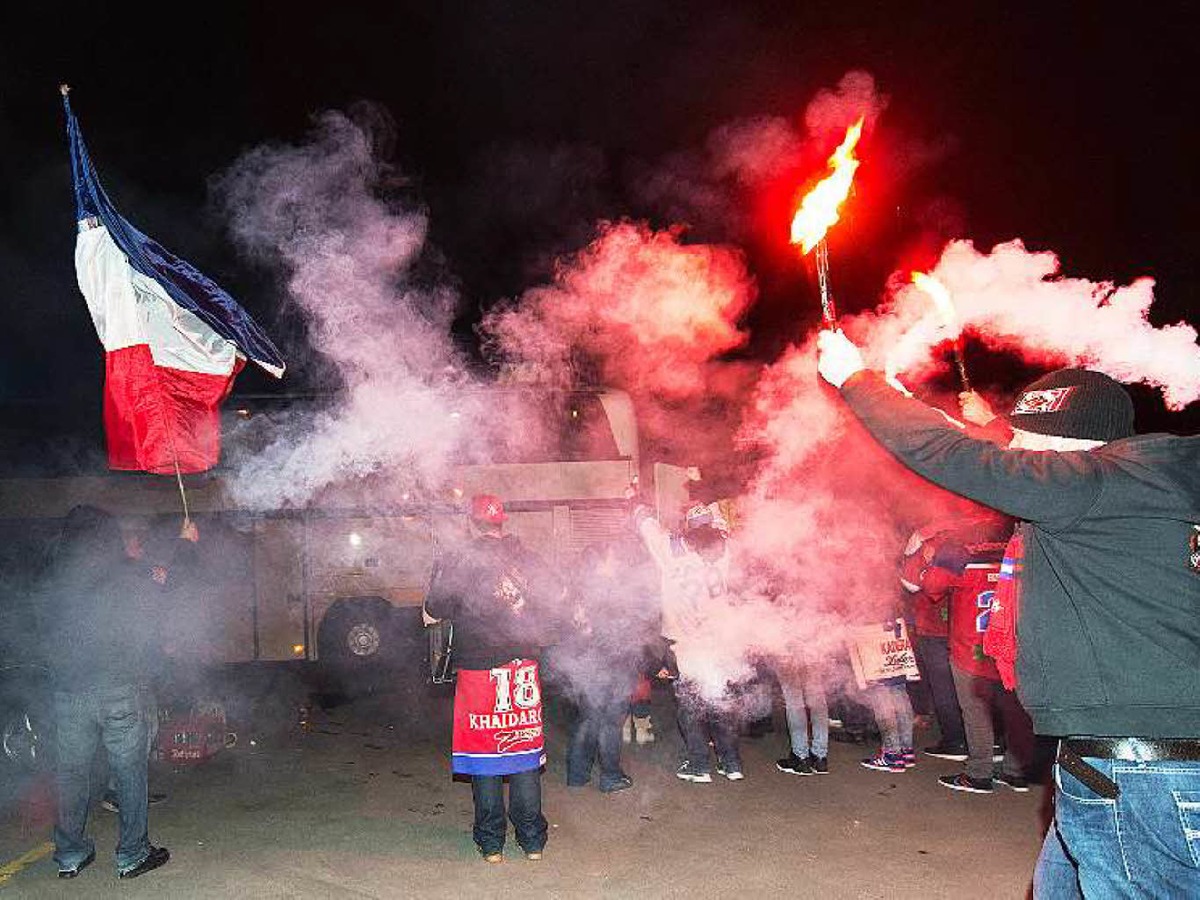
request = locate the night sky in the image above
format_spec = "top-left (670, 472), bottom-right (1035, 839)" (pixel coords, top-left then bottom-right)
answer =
top-left (1, 3), bottom-right (1196, 453)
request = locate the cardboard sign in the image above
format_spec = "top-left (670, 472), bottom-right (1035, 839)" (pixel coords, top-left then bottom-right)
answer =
top-left (847, 619), bottom-right (921, 690)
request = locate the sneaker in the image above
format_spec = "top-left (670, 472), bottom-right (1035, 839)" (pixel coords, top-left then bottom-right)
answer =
top-left (901, 748), bottom-right (917, 768)
top-left (716, 761), bottom-right (745, 781)
top-left (676, 761), bottom-right (713, 783)
top-left (776, 752), bottom-right (813, 775)
top-left (599, 774), bottom-right (634, 793)
top-left (524, 850), bottom-right (544, 861)
top-left (481, 850), bottom-right (504, 864)
top-left (861, 752), bottom-right (906, 773)
top-left (57, 851), bottom-right (95, 879)
top-left (938, 773), bottom-right (994, 794)
top-left (632, 715), bottom-right (656, 744)
top-left (809, 754), bottom-right (829, 774)
top-left (828, 717), bottom-right (844, 728)
top-left (923, 743), bottom-right (969, 761)
top-left (118, 846), bottom-right (170, 879)
top-left (993, 772), bottom-right (1030, 792)
top-left (102, 791), bottom-right (166, 813)
top-left (621, 715), bottom-right (633, 744)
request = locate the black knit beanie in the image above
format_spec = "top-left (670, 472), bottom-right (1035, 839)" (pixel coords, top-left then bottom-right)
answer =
top-left (1008, 368), bottom-right (1135, 441)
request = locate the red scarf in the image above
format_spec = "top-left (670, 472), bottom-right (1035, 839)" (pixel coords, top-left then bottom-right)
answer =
top-left (982, 529), bottom-right (1023, 690)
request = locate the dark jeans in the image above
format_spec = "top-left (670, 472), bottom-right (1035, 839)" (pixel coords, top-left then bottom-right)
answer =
top-left (949, 663), bottom-right (1035, 781)
top-left (675, 680), bottom-right (740, 771)
top-left (914, 636), bottom-right (965, 748)
top-left (471, 770), bottom-right (547, 854)
top-left (1033, 756), bottom-right (1200, 897)
top-left (53, 683), bottom-right (152, 874)
top-left (566, 691), bottom-right (627, 789)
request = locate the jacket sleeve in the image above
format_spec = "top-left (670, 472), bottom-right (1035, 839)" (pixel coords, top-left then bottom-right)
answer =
top-left (841, 372), bottom-right (1104, 531)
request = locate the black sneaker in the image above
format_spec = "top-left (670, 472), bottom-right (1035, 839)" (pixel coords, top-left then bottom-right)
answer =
top-left (118, 846), bottom-right (170, 879)
top-left (938, 773), bottom-right (994, 794)
top-left (57, 851), bottom-right (95, 879)
top-left (809, 754), bottom-right (829, 774)
top-left (101, 791), bottom-right (167, 813)
top-left (923, 743), bottom-right (969, 761)
top-left (994, 772), bottom-right (1030, 792)
top-left (716, 761), bottom-right (745, 781)
top-left (776, 752), bottom-right (813, 775)
top-left (676, 761), bottom-right (713, 783)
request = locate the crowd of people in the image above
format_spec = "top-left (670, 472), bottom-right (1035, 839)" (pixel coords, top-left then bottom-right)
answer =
top-left (35, 352), bottom-right (1199, 898)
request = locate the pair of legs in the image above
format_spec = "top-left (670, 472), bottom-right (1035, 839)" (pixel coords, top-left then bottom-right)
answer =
top-left (777, 664), bottom-right (829, 760)
top-left (913, 636), bottom-right (966, 750)
top-left (53, 683), bottom-right (155, 876)
top-left (566, 685), bottom-right (630, 790)
top-left (471, 770), bottom-right (548, 856)
top-left (1033, 755), bottom-right (1200, 897)
top-left (866, 681), bottom-right (914, 755)
top-left (675, 679), bottom-right (741, 773)
top-left (949, 663), bottom-right (1034, 781)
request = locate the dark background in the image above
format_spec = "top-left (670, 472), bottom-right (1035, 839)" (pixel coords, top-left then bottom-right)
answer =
top-left (1, 2), bottom-right (1196, 467)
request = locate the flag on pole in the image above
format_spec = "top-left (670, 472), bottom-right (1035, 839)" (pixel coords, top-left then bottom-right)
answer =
top-left (61, 87), bottom-right (284, 474)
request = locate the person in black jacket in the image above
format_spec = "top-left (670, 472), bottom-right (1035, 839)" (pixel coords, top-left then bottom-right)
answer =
top-left (41, 505), bottom-right (170, 880)
top-left (424, 495), bottom-right (557, 863)
top-left (818, 330), bottom-right (1200, 898)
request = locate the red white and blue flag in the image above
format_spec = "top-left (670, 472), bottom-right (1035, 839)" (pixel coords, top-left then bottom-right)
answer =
top-left (451, 660), bottom-right (545, 776)
top-left (62, 89), bottom-right (284, 474)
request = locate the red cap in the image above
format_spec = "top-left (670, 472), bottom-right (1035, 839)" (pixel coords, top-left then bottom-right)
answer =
top-left (471, 494), bottom-right (508, 524)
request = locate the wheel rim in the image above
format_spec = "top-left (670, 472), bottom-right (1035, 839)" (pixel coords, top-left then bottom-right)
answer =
top-left (346, 622), bottom-right (381, 658)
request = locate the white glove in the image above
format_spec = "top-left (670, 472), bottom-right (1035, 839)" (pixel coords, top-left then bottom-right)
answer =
top-left (816, 329), bottom-right (866, 388)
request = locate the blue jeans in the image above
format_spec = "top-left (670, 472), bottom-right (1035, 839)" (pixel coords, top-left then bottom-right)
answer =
top-left (53, 684), bottom-right (152, 875)
top-left (471, 770), bottom-right (547, 854)
top-left (675, 679), bottom-right (740, 771)
top-left (778, 665), bottom-right (828, 758)
top-left (866, 682), bottom-right (914, 754)
top-left (566, 691), bottom-right (627, 789)
top-left (1033, 755), bottom-right (1200, 898)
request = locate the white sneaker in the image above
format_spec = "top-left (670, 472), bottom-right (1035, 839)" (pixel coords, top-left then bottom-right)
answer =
top-left (716, 763), bottom-right (745, 781)
top-left (633, 715), bottom-right (655, 744)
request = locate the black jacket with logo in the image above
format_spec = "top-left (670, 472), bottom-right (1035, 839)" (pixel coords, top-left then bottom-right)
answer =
top-left (843, 372), bottom-right (1200, 738)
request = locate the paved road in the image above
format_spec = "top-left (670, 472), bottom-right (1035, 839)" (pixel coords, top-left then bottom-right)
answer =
top-left (0, 674), bottom-right (1047, 898)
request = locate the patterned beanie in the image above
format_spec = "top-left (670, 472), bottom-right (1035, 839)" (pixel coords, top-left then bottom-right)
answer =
top-left (1009, 368), bottom-right (1134, 442)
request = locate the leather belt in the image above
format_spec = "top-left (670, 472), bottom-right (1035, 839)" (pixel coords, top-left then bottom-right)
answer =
top-left (1057, 738), bottom-right (1200, 801)
top-left (1062, 737), bottom-right (1200, 762)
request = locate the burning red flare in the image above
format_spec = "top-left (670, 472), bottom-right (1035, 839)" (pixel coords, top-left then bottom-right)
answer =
top-left (790, 118), bottom-right (864, 253)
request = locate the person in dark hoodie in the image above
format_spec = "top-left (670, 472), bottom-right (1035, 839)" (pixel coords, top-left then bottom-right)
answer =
top-left (40, 505), bottom-right (170, 880)
top-left (817, 330), bottom-right (1200, 898)
top-left (425, 494), bottom-right (558, 864)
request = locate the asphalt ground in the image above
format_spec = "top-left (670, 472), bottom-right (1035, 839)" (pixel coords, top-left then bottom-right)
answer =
top-left (0, 672), bottom-right (1047, 898)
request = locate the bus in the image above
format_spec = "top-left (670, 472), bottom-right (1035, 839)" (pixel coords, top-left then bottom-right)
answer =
top-left (0, 386), bottom-right (691, 706)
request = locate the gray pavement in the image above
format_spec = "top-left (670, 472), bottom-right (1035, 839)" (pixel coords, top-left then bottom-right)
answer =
top-left (0, 679), bottom-right (1046, 898)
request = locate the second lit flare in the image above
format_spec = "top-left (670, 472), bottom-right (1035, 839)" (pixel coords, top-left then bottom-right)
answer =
top-left (911, 271), bottom-right (970, 391)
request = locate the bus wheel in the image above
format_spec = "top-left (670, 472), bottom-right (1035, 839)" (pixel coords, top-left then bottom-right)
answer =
top-left (317, 599), bottom-right (395, 699)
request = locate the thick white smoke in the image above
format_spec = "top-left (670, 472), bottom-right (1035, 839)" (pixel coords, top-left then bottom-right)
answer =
top-left (878, 239), bottom-right (1200, 410)
top-left (213, 110), bottom-right (470, 508)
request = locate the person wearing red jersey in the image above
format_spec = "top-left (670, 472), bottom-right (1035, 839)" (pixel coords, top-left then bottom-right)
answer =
top-left (908, 512), bottom-right (1035, 792)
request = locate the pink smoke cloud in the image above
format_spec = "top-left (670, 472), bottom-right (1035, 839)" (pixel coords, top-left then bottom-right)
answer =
top-left (482, 220), bottom-right (754, 399)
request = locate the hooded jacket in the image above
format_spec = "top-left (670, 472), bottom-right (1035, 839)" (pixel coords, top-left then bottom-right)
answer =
top-left (842, 372), bottom-right (1200, 738)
